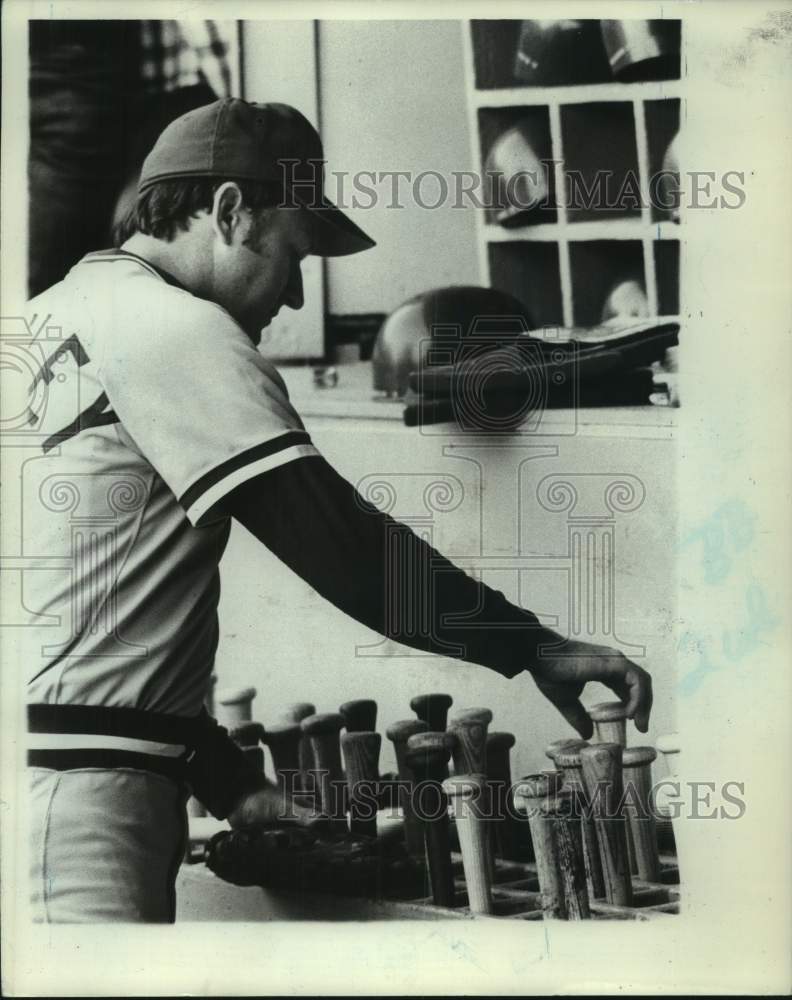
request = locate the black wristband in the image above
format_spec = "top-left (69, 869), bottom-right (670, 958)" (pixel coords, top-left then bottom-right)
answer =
top-left (185, 710), bottom-right (265, 819)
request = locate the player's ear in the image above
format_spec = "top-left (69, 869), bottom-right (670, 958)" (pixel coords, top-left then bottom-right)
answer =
top-left (211, 182), bottom-right (245, 245)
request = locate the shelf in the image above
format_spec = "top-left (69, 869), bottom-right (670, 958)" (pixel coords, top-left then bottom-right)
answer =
top-left (280, 361), bottom-right (677, 440)
top-left (482, 220), bottom-right (680, 242)
top-left (488, 242), bottom-right (563, 327)
top-left (654, 240), bottom-right (680, 315)
top-left (476, 106), bottom-right (557, 226)
top-left (474, 81), bottom-right (682, 108)
top-left (645, 98), bottom-right (681, 222)
top-left (464, 19), bottom-right (681, 336)
top-left (471, 19), bottom-right (613, 90)
top-left (561, 102), bottom-right (641, 223)
top-left (569, 240), bottom-right (646, 326)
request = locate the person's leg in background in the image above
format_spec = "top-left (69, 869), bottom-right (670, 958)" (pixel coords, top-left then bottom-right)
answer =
top-left (27, 21), bottom-right (141, 297)
top-left (28, 19), bottom-right (218, 297)
top-left (29, 767), bottom-right (188, 923)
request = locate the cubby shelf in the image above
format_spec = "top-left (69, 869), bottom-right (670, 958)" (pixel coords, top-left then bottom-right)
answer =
top-left (463, 19), bottom-right (682, 331)
top-left (483, 221), bottom-right (680, 242)
top-left (474, 81), bottom-right (682, 108)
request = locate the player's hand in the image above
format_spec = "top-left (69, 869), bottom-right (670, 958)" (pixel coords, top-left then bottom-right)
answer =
top-left (227, 779), bottom-right (335, 838)
top-left (530, 637), bottom-right (652, 739)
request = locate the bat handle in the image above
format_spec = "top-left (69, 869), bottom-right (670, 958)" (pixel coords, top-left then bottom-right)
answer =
top-left (341, 731), bottom-right (382, 838)
top-left (486, 731), bottom-right (519, 861)
top-left (546, 792), bottom-right (591, 920)
top-left (443, 774), bottom-right (494, 915)
top-left (409, 693), bottom-right (453, 733)
top-left (339, 699), bottom-right (378, 734)
top-left (514, 773), bottom-right (566, 918)
top-left (216, 685), bottom-right (257, 728)
top-left (580, 743), bottom-right (633, 907)
top-left (261, 722), bottom-right (302, 797)
top-left (301, 712), bottom-right (346, 823)
top-left (386, 719), bottom-right (429, 857)
top-left (552, 744), bottom-right (606, 901)
top-left (280, 703), bottom-right (316, 793)
top-left (589, 701), bottom-right (628, 747)
top-left (622, 747), bottom-right (661, 883)
top-left (406, 735), bottom-right (456, 907)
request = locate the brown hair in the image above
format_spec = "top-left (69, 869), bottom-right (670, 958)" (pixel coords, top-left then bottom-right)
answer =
top-left (114, 177), bottom-right (279, 245)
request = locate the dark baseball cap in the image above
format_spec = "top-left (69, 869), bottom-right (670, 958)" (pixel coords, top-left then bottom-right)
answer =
top-left (138, 98), bottom-right (376, 258)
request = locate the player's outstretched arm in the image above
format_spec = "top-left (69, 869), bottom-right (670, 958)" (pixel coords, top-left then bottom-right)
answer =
top-left (222, 456), bottom-right (653, 737)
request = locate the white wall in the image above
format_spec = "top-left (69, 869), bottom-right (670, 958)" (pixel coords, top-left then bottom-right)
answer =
top-left (215, 414), bottom-right (677, 782)
top-left (318, 20), bottom-right (480, 314)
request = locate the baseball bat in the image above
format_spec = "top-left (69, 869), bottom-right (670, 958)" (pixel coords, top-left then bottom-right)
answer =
top-left (216, 686), bottom-right (257, 728)
top-left (448, 710), bottom-right (493, 876)
top-left (513, 772), bottom-right (565, 918)
top-left (547, 792), bottom-right (591, 919)
top-left (443, 774), bottom-right (494, 915)
top-left (339, 699), bottom-right (378, 734)
top-left (654, 732), bottom-right (683, 873)
top-left (281, 702), bottom-right (316, 792)
top-left (386, 719), bottom-right (430, 856)
top-left (622, 746), bottom-right (661, 882)
top-left (545, 737), bottom-right (588, 769)
top-left (448, 709), bottom-right (492, 774)
top-left (551, 741), bottom-right (605, 900)
top-left (261, 722), bottom-right (302, 794)
top-left (341, 731), bottom-right (382, 838)
top-left (579, 743), bottom-right (633, 906)
top-left (405, 731), bottom-right (456, 907)
top-left (301, 712), bottom-right (346, 823)
top-left (410, 692), bottom-right (453, 733)
top-left (587, 704), bottom-right (638, 874)
top-left (589, 701), bottom-right (628, 746)
top-left (486, 731), bottom-right (521, 861)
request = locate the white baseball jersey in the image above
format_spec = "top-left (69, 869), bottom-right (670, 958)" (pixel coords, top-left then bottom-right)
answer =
top-left (22, 250), bottom-right (318, 716)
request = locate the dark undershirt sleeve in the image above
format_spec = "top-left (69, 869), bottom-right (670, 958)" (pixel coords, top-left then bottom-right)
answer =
top-left (221, 455), bottom-right (560, 679)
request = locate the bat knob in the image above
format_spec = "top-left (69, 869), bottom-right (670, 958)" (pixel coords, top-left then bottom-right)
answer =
top-left (300, 712), bottom-right (345, 735)
top-left (449, 707), bottom-right (494, 726)
top-left (588, 701), bottom-right (628, 722)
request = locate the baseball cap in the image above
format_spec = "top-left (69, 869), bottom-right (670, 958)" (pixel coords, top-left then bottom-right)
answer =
top-left (138, 98), bottom-right (376, 257)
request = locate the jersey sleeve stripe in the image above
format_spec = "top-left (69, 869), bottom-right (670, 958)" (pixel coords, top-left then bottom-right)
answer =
top-left (187, 444), bottom-right (319, 525)
top-left (180, 432), bottom-right (318, 523)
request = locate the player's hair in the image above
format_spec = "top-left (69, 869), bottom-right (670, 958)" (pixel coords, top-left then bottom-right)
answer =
top-left (114, 178), bottom-right (278, 245)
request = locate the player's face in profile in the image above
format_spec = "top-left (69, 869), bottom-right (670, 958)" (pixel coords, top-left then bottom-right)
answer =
top-left (216, 202), bottom-right (311, 345)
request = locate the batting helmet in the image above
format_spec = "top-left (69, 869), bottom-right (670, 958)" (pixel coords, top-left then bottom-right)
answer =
top-left (600, 20), bottom-right (681, 82)
top-left (372, 286), bottom-right (533, 397)
top-left (484, 122), bottom-right (551, 227)
top-left (513, 20), bottom-right (612, 86)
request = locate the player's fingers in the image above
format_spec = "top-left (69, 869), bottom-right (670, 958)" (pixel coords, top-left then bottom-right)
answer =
top-left (554, 697), bottom-right (594, 740)
top-left (630, 666), bottom-right (653, 732)
top-left (603, 662), bottom-right (653, 732)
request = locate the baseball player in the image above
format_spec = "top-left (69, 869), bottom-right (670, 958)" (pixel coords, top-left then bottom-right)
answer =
top-left (24, 99), bottom-right (652, 922)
